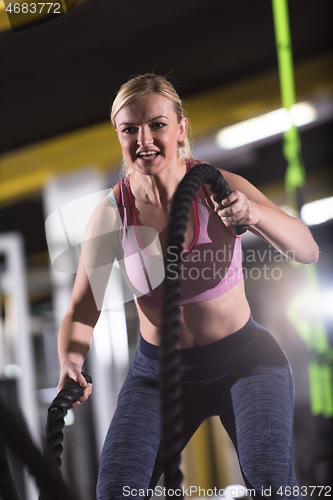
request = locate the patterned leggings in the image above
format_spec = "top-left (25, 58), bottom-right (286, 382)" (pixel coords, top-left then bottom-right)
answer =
top-left (96, 317), bottom-right (301, 499)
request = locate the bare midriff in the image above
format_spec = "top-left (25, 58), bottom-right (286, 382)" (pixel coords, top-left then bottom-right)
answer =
top-left (112, 170), bottom-right (251, 348)
top-left (137, 279), bottom-right (251, 349)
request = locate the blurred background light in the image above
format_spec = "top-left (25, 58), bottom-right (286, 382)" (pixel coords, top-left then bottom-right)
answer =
top-left (216, 102), bottom-right (317, 150)
top-left (64, 409), bottom-right (75, 426)
top-left (223, 484), bottom-right (248, 499)
top-left (300, 196), bottom-right (333, 226)
top-left (317, 289), bottom-right (333, 318)
top-left (301, 288), bottom-right (333, 320)
top-left (4, 363), bottom-right (23, 379)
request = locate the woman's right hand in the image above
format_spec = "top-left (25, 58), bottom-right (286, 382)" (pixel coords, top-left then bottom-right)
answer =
top-left (57, 362), bottom-right (93, 408)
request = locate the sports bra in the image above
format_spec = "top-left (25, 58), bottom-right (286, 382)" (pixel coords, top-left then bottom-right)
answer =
top-left (108, 160), bottom-right (243, 308)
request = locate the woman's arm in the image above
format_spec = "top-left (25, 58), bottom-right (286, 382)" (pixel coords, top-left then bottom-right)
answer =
top-left (57, 194), bottom-right (120, 404)
top-left (217, 170), bottom-right (319, 264)
top-left (57, 261), bottom-right (101, 397)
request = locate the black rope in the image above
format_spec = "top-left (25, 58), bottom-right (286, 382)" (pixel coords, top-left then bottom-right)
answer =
top-left (42, 373), bottom-right (92, 470)
top-left (39, 373), bottom-right (92, 499)
top-left (159, 163), bottom-right (247, 497)
top-left (0, 399), bottom-right (75, 500)
top-left (0, 429), bottom-right (20, 500)
top-left (0, 374), bottom-right (91, 500)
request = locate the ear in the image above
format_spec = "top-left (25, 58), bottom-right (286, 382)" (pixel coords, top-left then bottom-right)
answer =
top-left (177, 117), bottom-right (188, 143)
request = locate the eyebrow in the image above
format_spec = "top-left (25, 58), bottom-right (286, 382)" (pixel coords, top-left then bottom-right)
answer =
top-left (118, 115), bottom-right (168, 127)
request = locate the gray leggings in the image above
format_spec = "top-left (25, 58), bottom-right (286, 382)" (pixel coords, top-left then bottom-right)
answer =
top-left (96, 318), bottom-right (301, 499)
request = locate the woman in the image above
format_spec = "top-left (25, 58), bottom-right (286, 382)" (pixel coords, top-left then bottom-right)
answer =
top-left (57, 74), bottom-right (319, 499)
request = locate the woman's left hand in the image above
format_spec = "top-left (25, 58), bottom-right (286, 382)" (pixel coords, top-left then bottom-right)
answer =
top-left (214, 190), bottom-right (262, 228)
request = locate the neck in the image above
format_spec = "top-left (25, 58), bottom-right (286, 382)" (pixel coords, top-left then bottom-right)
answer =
top-left (131, 157), bottom-right (187, 207)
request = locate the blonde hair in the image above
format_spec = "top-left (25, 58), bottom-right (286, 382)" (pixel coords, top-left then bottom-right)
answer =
top-left (110, 74), bottom-right (193, 174)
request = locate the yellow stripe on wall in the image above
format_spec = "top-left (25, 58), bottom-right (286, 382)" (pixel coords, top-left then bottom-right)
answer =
top-left (0, 53), bottom-right (332, 206)
top-left (0, 123), bottom-right (122, 205)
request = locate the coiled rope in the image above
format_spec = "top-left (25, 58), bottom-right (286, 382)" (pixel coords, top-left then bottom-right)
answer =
top-left (159, 163), bottom-right (247, 497)
top-left (42, 373), bottom-right (92, 471)
top-left (38, 373), bottom-right (92, 499)
top-left (0, 399), bottom-right (74, 500)
top-left (0, 375), bottom-right (91, 500)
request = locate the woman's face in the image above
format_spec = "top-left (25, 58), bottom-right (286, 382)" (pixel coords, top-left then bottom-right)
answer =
top-left (115, 93), bottom-right (187, 175)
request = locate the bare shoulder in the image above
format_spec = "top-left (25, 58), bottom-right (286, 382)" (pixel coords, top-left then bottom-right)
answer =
top-left (218, 168), bottom-right (287, 214)
top-left (196, 161), bottom-right (273, 205)
top-left (83, 183), bottom-right (121, 241)
top-left (195, 162), bottom-right (243, 190)
top-left (198, 163), bottom-right (247, 197)
top-left (110, 181), bottom-right (120, 203)
top-left (218, 169), bottom-right (251, 191)
top-left (198, 162), bottom-right (288, 217)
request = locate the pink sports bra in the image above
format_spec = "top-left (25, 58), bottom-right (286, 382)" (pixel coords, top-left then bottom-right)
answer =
top-left (109, 160), bottom-right (243, 308)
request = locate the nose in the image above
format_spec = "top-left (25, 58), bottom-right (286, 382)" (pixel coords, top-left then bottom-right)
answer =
top-left (137, 126), bottom-right (153, 146)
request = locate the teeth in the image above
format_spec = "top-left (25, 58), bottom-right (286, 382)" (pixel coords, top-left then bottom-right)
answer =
top-left (140, 151), bottom-right (157, 156)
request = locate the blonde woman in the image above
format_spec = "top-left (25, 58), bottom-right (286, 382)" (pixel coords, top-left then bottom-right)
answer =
top-left (57, 74), bottom-right (319, 499)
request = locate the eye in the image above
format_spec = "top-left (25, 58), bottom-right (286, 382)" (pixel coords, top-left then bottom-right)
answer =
top-left (151, 122), bottom-right (166, 130)
top-left (121, 127), bottom-right (137, 134)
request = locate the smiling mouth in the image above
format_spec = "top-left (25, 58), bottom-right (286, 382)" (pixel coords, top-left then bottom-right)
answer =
top-left (137, 151), bottom-right (159, 160)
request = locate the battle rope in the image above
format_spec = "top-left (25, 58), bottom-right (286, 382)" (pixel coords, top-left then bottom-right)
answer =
top-left (159, 162), bottom-right (247, 497)
top-left (42, 373), bottom-right (92, 470)
top-left (0, 375), bottom-right (90, 500)
top-left (39, 373), bottom-right (92, 499)
top-left (0, 420), bottom-right (20, 500)
top-left (0, 399), bottom-right (75, 500)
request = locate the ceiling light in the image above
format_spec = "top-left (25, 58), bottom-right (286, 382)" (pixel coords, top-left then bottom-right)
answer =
top-left (300, 196), bottom-right (333, 226)
top-left (216, 102), bottom-right (317, 150)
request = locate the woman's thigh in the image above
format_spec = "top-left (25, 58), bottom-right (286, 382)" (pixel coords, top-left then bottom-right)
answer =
top-left (221, 362), bottom-right (301, 500)
top-left (96, 355), bottom-right (161, 500)
top-left (96, 358), bottom-right (207, 499)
